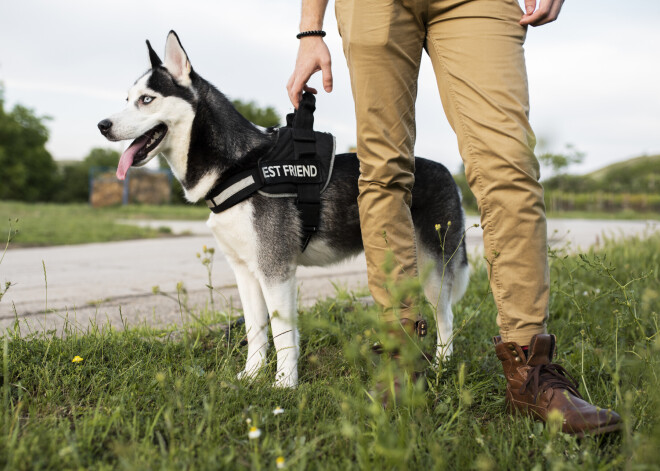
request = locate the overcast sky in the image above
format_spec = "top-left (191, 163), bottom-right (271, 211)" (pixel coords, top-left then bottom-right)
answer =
top-left (1, 0), bottom-right (658, 175)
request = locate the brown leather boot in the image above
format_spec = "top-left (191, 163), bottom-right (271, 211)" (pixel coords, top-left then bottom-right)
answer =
top-left (494, 334), bottom-right (622, 437)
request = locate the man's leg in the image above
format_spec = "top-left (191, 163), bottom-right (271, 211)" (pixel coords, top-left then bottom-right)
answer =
top-left (426, 0), bottom-right (548, 344)
top-left (335, 0), bottom-right (426, 322)
top-left (425, 0), bottom-right (620, 434)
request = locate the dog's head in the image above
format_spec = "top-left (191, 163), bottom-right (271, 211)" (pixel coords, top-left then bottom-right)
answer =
top-left (98, 31), bottom-right (196, 180)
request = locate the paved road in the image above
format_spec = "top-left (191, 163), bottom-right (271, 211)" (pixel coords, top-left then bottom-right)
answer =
top-left (1, 216), bottom-right (657, 333)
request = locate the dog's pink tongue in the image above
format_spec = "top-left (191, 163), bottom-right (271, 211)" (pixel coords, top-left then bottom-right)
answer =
top-left (116, 136), bottom-right (149, 180)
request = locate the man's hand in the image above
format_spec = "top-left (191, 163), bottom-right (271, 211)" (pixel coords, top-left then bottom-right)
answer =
top-left (287, 37), bottom-right (333, 109)
top-left (520, 0), bottom-right (564, 26)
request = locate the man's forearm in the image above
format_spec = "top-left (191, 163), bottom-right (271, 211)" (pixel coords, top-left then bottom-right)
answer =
top-left (300, 0), bottom-right (329, 31)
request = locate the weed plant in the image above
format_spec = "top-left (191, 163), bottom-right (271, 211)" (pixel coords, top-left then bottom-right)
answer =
top-left (0, 231), bottom-right (659, 469)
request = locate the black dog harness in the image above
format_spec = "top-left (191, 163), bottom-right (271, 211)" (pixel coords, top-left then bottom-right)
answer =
top-left (205, 93), bottom-right (335, 251)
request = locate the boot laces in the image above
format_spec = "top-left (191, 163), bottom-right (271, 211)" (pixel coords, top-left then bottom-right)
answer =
top-left (520, 363), bottom-right (582, 402)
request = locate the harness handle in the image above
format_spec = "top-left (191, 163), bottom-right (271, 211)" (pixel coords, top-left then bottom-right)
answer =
top-left (293, 92), bottom-right (316, 130)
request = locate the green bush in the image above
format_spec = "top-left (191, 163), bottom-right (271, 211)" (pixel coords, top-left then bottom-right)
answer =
top-left (0, 97), bottom-right (57, 202)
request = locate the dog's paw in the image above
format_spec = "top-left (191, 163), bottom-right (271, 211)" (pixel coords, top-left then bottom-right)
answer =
top-left (272, 371), bottom-right (298, 389)
top-left (434, 344), bottom-right (453, 366)
top-left (237, 356), bottom-right (267, 381)
top-left (237, 366), bottom-right (261, 382)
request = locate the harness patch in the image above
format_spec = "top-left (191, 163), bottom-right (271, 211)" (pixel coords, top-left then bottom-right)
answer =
top-left (260, 160), bottom-right (323, 184)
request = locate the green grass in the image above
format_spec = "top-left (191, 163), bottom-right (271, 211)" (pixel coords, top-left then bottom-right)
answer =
top-left (0, 201), bottom-right (208, 247)
top-left (1, 231), bottom-right (659, 469)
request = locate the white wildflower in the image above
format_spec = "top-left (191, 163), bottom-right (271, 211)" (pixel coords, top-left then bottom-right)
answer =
top-left (248, 426), bottom-right (261, 439)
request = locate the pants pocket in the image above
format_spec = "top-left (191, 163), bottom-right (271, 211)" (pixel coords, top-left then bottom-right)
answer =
top-left (336, 0), bottom-right (394, 47)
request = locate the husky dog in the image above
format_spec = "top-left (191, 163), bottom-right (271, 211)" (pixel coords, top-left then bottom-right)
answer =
top-left (98, 31), bottom-right (469, 388)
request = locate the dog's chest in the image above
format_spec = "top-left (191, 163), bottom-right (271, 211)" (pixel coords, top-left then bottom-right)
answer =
top-left (205, 200), bottom-right (258, 265)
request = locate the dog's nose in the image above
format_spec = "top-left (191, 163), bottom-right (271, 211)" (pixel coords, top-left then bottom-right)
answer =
top-left (97, 119), bottom-right (113, 135)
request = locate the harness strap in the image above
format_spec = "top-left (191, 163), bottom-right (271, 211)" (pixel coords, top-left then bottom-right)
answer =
top-left (206, 167), bottom-right (263, 213)
top-left (292, 93), bottom-right (321, 251)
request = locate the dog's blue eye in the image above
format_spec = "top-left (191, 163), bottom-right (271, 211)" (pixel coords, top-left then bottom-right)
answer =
top-left (141, 96), bottom-right (154, 104)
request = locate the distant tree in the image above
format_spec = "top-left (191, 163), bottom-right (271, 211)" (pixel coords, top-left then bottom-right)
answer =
top-left (0, 88), bottom-right (58, 201)
top-left (535, 140), bottom-right (586, 192)
top-left (55, 148), bottom-right (120, 202)
top-left (84, 147), bottom-right (121, 168)
top-left (537, 142), bottom-right (585, 177)
top-left (231, 99), bottom-right (281, 128)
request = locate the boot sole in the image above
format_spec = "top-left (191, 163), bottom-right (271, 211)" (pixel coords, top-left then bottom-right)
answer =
top-left (571, 422), bottom-right (623, 438)
top-left (505, 392), bottom-right (622, 437)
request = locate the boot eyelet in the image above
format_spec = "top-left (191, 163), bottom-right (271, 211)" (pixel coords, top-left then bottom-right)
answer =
top-left (514, 357), bottom-right (522, 363)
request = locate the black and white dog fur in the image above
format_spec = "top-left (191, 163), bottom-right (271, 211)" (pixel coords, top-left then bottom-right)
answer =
top-left (98, 31), bottom-right (469, 388)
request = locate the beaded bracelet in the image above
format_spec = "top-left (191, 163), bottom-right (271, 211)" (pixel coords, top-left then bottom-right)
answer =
top-left (296, 30), bottom-right (326, 39)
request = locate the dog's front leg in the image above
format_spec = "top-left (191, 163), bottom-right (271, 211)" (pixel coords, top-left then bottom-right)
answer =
top-left (260, 277), bottom-right (299, 388)
top-left (231, 262), bottom-right (270, 381)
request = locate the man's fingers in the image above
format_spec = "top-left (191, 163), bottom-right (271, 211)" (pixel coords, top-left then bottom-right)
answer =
top-left (287, 76), bottom-right (302, 109)
top-left (286, 74), bottom-right (294, 94)
top-left (524, 0), bottom-right (536, 15)
top-left (520, 10), bottom-right (544, 26)
top-left (321, 59), bottom-right (333, 93)
top-left (548, 0), bottom-right (563, 23)
top-left (520, 10), bottom-right (555, 26)
top-left (288, 80), bottom-right (319, 109)
top-left (520, 0), bottom-right (563, 26)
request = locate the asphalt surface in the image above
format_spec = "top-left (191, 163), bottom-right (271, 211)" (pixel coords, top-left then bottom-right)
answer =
top-left (1, 216), bottom-right (657, 334)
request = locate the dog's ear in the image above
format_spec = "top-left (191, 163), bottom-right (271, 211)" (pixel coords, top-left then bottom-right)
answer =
top-left (146, 40), bottom-right (163, 68)
top-left (164, 30), bottom-right (192, 86)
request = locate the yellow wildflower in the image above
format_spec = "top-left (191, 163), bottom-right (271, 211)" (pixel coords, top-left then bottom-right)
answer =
top-left (71, 355), bottom-right (83, 363)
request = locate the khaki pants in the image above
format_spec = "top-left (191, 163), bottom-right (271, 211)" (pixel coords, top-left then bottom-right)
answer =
top-left (335, 0), bottom-right (549, 344)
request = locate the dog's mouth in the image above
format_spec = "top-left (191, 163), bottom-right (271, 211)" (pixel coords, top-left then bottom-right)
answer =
top-left (116, 124), bottom-right (168, 180)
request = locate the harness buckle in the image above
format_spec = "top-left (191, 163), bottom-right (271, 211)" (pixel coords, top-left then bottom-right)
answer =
top-left (415, 319), bottom-right (428, 338)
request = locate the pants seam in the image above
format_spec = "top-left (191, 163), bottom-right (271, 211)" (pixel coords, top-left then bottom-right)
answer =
top-left (426, 33), bottom-right (510, 335)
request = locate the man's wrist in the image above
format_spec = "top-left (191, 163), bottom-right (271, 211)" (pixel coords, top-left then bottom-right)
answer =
top-left (297, 30), bottom-right (326, 39)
